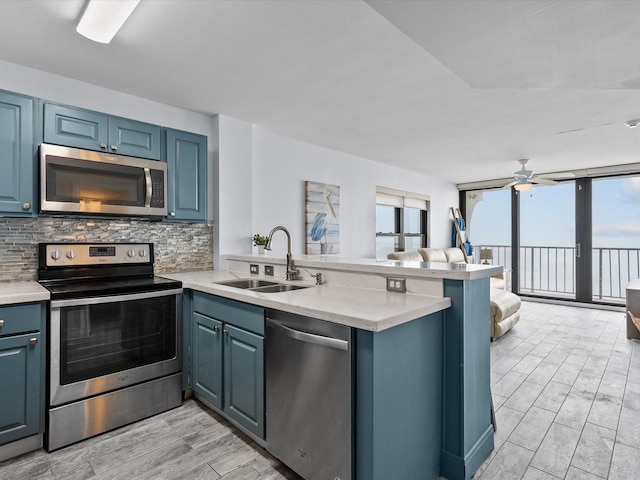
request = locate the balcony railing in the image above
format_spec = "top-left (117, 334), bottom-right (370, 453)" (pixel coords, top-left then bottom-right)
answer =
top-left (474, 244), bottom-right (640, 303)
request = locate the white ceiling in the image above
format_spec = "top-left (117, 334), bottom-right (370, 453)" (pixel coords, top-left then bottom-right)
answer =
top-left (1, 0), bottom-right (640, 186)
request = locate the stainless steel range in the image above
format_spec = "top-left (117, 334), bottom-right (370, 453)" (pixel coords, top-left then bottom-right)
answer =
top-left (38, 242), bottom-right (183, 451)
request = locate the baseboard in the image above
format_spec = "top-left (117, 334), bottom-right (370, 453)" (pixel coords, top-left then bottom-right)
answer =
top-left (440, 425), bottom-right (494, 480)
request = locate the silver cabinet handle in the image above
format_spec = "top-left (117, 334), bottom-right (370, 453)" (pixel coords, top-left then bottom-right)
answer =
top-left (23, 203), bottom-right (30, 210)
top-left (30, 337), bottom-right (38, 345)
top-left (266, 319), bottom-right (349, 351)
top-left (110, 145), bottom-right (118, 151)
top-left (0, 320), bottom-right (4, 327)
top-left (170, 212), bottom-right (176, 216)
top-left (51, 288), bottom-right (183, 308)
top-left (223, 329), bottom-right (229, 335)
top-left (213, 325), bottom-right (220, 333)
top-left (100, 143), bottom-right (107, 149)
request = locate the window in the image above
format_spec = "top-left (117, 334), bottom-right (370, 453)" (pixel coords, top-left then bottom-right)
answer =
top-left (462, 166), bottom-right (640, 305)
top-left (376, 187), bottom-right (429, 260)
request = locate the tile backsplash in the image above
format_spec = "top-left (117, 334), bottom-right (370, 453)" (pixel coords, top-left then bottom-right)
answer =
top-left (0, 216), bottom-right (213, 281)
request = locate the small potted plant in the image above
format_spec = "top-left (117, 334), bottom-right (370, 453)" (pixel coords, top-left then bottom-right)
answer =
top-left (252, 234), bottom-right (268, 255)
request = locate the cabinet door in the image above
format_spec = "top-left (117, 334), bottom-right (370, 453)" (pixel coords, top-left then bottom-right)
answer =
top-left (0, 332), bottom-right (41, 446)
top-left (109, 117), bottom-right (161, 160)
top-left (163, 129), bottom-right (207, 222)
top-left (192, 312), bottom-right (223, 410)
top-left (224, 324), bottom-right (264, 438)
top-left (43, 103), bottom-right (108, 152)
top-left (0, 91), bottom-right (34, 215)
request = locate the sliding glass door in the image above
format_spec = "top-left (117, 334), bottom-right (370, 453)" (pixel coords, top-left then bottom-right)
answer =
top-left (592, 175), bottom-right (640, 303)
top-left (518, 182), bottom-right (576, 299)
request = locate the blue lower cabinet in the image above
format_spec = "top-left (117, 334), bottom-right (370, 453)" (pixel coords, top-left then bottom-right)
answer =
top-left (223, 324), bottom-right (264, 438)
top-left (189, 292), bottom-right (264, 440)
top-left (192, 312), bottom-right (223, 410)
top-left (0, 332), bottom-right (41, 446)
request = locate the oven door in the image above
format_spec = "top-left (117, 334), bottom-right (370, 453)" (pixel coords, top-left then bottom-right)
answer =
top-left (49, 289), bottom-right (182, 407)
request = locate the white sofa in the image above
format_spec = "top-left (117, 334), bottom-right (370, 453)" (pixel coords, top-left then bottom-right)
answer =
top-left (388, 247), bottom-right (520, 340)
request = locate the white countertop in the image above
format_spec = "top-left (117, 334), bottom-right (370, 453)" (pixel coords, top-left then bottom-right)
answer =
top-left (226, 254), bottom-right (503, 280)
top-left (0, 281), bottom-right (50, 305)
top-left (162, 270), bottom-right (451, 332)
top-left (628, 279), bottom-right (640, 291)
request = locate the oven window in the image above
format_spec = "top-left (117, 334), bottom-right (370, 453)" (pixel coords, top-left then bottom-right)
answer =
top-left (59, 295), bottom-right (176, 385)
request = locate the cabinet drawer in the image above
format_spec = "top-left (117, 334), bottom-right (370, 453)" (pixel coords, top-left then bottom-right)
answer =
top-left (0, 304), bottom-right (41, 336)
top-left (193, 293), bottom-right (264, 335)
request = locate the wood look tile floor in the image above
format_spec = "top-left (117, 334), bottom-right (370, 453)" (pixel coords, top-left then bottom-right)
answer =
top-left (474, 300), bottom-right (640, 480)
top-left (2, 300), bottom-right (638, 480)
top-left (0, 399), bottom-right (301, 480)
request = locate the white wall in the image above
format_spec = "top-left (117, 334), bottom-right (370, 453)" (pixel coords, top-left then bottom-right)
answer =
top-left (251, 128), bottom-right (459, 258)
top-left (215, 116), bottom-right (253, 269)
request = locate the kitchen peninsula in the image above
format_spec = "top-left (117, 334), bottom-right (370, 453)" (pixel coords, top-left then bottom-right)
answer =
top-left (166, 254), bottom-right (501, 480)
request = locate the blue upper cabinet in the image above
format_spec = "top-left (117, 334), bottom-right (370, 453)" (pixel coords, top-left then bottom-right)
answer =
top-left (43, 104), bottom-right (107, 152)
top-left (163, 128), bottom-right (207, 222)
top-left (108, 117), bottom-right (161, 159)
top-left (0, 90), bottom-right (35, 216)
top-left (44, 103), bottom-right (161, 160)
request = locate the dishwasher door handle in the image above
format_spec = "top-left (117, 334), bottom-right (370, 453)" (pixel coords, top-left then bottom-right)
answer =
top-left (266, 318), bottom-right (349, 351)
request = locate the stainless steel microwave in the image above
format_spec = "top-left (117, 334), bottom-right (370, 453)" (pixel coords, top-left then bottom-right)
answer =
top-left (40, 144), bottom-right (167, 217)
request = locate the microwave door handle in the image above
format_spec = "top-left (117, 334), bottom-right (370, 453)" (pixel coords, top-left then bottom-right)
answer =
top-left (144, 168), bottom-right (152, 207)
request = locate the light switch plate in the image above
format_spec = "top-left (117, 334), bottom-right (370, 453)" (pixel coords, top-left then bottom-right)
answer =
top-left (265, 265), bottom-right (274, 276)
top-left (249, 264), bottom-right (259, 274)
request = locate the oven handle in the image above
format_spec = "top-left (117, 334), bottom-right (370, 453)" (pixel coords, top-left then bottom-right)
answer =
top-left (50, 288), bottom-right (183, 308)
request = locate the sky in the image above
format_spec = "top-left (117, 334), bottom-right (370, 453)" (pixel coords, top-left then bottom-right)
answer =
top-left (468, 176), bottom-right (640, 249)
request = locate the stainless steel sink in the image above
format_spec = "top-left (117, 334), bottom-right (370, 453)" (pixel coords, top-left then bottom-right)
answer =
top-left (215, 279), bottom-right (280, 289)
top-left (214, 278), bottom-right (312, 293)
top-left (251, 284), bottom-right (311, 293)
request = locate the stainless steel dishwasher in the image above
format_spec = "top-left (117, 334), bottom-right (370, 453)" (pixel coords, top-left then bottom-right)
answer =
top-left (266, 310), bottom-right (352, 480)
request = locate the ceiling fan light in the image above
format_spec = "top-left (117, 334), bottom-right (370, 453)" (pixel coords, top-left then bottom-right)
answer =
top-left (76, 0), bottom-right (140, 44)
top-left (514, 182), bottom-right (532, 191)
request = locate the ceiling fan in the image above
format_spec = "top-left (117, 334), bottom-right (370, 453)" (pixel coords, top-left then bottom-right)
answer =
top-left (502, 159), bottom-right (567, 191)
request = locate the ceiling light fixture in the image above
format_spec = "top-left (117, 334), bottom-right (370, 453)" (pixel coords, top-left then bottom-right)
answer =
top-left (76, 0), bottom-right (140, 44)
top-left (624, 119), bottom-right (640, 128)
top-left (513, 182), bottom-right (532, 192)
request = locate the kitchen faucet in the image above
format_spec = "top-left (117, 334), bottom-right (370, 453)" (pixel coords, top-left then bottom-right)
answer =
top-left (265, 226), bottom-right (300, 281)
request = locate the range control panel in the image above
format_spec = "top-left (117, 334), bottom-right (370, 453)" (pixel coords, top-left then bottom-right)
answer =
top-left (43, 243), bottom-right (152, 267)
